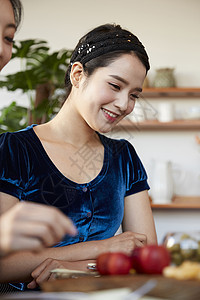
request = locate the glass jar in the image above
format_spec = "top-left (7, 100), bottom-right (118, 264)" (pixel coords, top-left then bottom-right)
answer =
top-left (163, 231), bottom-right (200, 265)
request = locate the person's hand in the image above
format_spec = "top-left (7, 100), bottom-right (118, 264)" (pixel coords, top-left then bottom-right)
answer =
top-left (0, 202), bottom-right (77, 256)
top-left (98, 231), bottom-right (147, 255)
top-left (27, 258), bottom-right (67, 289)
top-left (27, 258), bottom-right (95, 289)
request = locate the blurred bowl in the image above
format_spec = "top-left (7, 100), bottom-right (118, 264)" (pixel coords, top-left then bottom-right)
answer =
top-left (185, 106), bottom-right (200, 120)
top-left (163, 231), bottom-right (200, 265)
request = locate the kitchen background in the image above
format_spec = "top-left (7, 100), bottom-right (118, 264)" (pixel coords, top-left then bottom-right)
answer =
top-left (0, 0), bottom-right (200, 243)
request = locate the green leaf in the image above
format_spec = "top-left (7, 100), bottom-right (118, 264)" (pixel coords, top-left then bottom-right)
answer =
top-left (0, 102), bottom-right (28, 133)
top-left (1, 38), bottom-right (72, 132)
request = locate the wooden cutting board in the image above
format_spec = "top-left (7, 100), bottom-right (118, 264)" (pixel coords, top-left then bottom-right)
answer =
top-left (42, 274), bottom-right (200, 300)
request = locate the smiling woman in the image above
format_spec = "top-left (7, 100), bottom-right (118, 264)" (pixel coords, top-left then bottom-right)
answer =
top-left (0, 0), bottom-right (16, 70)
top-left (0, 0), bottom-right (23, 71)
top-left (0, 23), bottom-right (157, 291)
top-left (0, 0), bottom-right (78, 294)
top-left (70, 53), bottom-right (146, 133)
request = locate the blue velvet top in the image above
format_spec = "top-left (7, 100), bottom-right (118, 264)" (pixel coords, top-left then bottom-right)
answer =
top-left (0, 125), bottom-right (149, 290)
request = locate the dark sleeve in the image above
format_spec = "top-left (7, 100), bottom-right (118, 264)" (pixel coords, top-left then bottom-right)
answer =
top-left (122, 140), bottom-right (150, 197)
top-left (0, 132), bottom-right (30, 200)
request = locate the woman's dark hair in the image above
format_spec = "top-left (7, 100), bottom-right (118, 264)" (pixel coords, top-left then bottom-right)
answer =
top-left (65, 24), bottom-right (150, 98)
top-left (9, 0), bottom-right (23, 29)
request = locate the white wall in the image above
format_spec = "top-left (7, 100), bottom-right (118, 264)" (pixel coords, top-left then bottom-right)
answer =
top-left (1, 0), bottom-right (200, 86)
top-left (1, 0), bottom-right (200, 105)
top-left (1, 0), bottom-right (200, 243)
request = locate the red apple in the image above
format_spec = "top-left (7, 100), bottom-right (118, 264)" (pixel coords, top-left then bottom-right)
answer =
top-left (96, 252), bottom-right (132, 275)
top-left (131, 245), bottom-right (171, 274)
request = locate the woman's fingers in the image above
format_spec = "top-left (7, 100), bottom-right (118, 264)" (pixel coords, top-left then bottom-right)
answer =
top-left (25, 204), bottom-right (77, 238)
top-left (13, 222), bottom-right (58, 247)
top-left (28, 259), bottom-right (53, 289)
top-left (0, 202), bottom-right (77, 254)
top-left (39, 207), bottom-right (77, 242)
top-left (48, 272), bottom-right (57, 282)
top-left (10, 236), bottom-right (43, 252)
top-left (28, 259), bottom-right (97, 288)
top-left (28, 259), bottom-right (59, 288)
top-left (135, 239), bottom-right (146, 248)
top-left (100, 231), bottom-right (147, 255)
top-left (27, 279), bottom-right (37, 289)
top-left (31, 258), bottom-right (53, 279)
top-left (16, 203), bottom-right (77, 239)
top-left (133, 232), bottom-right (147, 245)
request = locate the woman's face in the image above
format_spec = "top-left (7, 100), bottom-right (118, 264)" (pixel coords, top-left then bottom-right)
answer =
top-left (74, 53), bottom-right (146, 133)
top-left (0, 0), bottom-right (16, 71)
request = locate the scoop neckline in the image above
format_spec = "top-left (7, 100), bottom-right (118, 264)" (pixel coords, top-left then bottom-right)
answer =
top-left (28, 124), bottom-right (109, 188)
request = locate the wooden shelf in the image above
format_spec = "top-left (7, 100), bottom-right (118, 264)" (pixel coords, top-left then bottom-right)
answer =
top-left (116, 119), bottom-right (200, 131)
top-left (151, 196), bottom-right (200, 210)
top-left (142, 87), bottom-right (200, 98)
top-left (151, 203), bottom-right (200, 209)
top-left (114, 87), bottom-right (200, 131)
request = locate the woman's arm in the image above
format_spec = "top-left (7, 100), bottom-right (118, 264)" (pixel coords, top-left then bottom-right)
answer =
top-left (27, 191), bottom-right (157, 288)
top-left (122, 190), bottom-right (157, 245)
top-left (0, 191), bottom-right (156, 283)
top-left (0, 229), bottom-right (148, 283)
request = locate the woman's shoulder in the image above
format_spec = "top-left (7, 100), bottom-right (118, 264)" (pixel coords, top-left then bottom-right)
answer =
top-left (98, 133), bottom-right (136, 155)
top-left (0, 126), bottom-right (38, 195)
top-left (0, 125), bottom-right (38, 157)
top-left (0, 125), bottom-right (36, 144)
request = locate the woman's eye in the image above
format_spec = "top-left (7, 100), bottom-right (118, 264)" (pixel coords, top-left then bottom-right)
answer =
top-left (130, 94), bottom-right (139, 100)
top-left (109, 83), bottom-right (120, 90)
top-left (5, 36), bottom-right (14, 44)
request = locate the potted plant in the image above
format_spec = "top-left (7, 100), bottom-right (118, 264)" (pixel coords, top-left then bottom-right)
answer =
top-left (0, 39), bottom-right (72, 133)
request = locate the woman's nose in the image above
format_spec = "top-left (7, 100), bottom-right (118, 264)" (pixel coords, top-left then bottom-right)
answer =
top-left (114, 94), bottom-right (129, 112)
top-left (0, 37), bottom-right (3, 56)
top-left (0, 34), bottom-right (5, 57)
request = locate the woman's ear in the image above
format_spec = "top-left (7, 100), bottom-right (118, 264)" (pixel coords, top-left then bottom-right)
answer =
top-left (70, 62), bottom-right (84, 87)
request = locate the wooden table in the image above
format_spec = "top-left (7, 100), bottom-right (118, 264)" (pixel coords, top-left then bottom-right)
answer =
top-left (42, 274), bottom-right (200, 300)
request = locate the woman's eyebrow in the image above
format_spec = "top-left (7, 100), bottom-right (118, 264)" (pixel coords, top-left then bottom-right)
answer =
top-left (109, 74), bottom-right (142, 92)
top-left (6, 23), bottom-right (16, 30)
top-left (109, 74), bottom-right (128, 85)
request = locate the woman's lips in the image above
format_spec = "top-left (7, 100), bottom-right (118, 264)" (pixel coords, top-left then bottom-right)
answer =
top-left (102, 108), bottom-right (119, 122)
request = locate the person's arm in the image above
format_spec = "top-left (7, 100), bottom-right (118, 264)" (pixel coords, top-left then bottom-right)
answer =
top-left (27, 191), bottom-right (156, 288)
top-left (122, 190), bottom-right (157, 245)
top-left (0, 191), bottom-right (154, 283)
top-left (26, 230), bottom-right (148, 289)
top-left (0, 229), bottom-right (148, 283)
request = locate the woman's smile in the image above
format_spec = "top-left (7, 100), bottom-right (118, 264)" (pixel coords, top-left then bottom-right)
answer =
top-left (102, 108), bottom-right (120, 123)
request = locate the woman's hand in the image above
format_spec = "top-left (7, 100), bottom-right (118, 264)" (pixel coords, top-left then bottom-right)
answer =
top-left (98, 231), bottom-right (147, 255)
top-left (27, 258), bottom-right (95, 289)
top-left (0, 202), bottom-right (77, 256)
top-left (27, 258), bottom-right (67, 289)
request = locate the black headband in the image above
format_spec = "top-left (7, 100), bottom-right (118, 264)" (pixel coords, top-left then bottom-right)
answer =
top-left (70, 30), bottom-right (148, 66)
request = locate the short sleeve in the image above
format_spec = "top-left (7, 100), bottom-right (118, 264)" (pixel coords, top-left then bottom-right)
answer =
top-left (0, 132), bottom-right (30, 200)
top-left (122, 140), bottom-right (150, 196)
